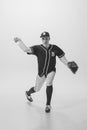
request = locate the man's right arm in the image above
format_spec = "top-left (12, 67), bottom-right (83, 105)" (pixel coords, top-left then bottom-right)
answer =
top-left (14, 37), bottom-right (32, 53)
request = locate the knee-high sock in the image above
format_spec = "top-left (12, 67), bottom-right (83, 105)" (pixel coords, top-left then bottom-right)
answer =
top-left (46, 85), bottom-right (53, 105)
top-left (27, 87), bottom-right (36, 96)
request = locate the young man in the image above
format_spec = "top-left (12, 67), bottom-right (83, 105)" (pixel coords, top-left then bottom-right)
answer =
top-left (14, 31), bottom-right (78, 113)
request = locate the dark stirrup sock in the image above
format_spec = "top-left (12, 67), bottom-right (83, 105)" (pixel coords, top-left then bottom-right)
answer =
top-left (46, 85), bottom-right (53, 105)
top-left (27, 87), bottom-right (36, 96)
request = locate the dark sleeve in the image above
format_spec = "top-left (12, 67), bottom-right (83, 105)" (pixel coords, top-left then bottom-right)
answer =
top-left (27, 45), bottom-right (38, 55)
top-left (54, 45), bottom-right (65, 58)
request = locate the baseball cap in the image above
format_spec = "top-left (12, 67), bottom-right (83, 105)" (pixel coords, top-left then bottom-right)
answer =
top-left (40, 32), bottom-right (50, 38)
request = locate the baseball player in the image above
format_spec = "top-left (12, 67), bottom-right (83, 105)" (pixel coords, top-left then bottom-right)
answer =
top-left (14, 31), bottom-right (78, 113)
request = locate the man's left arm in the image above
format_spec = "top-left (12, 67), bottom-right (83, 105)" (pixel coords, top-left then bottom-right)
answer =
top-left (59, 55), bottom-right (68, 66)
top-left (55, 45), bottom-right (78, 73)
top-left (59, 56), bottom-right (78, 74)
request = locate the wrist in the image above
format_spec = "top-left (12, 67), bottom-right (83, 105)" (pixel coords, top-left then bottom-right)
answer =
top-left (67, 62), bottom-right (70, 67)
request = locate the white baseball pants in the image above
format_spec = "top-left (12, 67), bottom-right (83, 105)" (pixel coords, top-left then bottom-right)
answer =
top-left (34, 71), bottom-right (55, 92)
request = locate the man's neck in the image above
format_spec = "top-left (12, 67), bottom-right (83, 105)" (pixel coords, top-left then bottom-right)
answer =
top-left (43, 43), bottom-right (50, 48)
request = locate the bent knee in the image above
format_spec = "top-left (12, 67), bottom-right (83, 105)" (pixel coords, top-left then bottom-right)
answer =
top-left (46, 82), bottom-right (53, 86)
top-left (34, 86), bottom-right (41, 92)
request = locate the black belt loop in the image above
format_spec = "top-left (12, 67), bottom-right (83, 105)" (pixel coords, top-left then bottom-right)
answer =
top-left (45, 74), bottom-right (47, 78)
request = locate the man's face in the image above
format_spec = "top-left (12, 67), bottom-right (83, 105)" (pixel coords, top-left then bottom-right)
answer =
top-left (42, 37), bottom-right (50, 44)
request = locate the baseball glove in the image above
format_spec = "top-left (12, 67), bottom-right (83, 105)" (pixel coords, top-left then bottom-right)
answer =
top-left (67, 61), bottom-right (78, 74)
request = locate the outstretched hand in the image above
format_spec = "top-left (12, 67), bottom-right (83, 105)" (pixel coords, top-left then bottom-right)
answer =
top-left (14, 37), bottom-right (22, 43)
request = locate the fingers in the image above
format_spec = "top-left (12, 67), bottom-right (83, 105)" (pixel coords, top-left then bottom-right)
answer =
top-left (14, 37), bottom-right (21, 43)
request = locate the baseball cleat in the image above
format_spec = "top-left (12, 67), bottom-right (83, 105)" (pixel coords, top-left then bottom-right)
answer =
top-left (45, 105), bottom-right (51, 113)
top-left (25, 91), bottom-right (33, 102)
